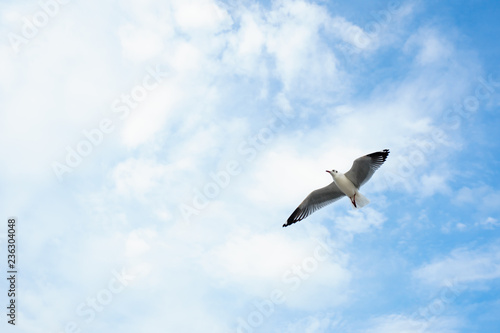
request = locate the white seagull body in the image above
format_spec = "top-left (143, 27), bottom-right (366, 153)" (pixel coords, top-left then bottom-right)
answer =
top-left (283, 149), bottom-right (389, 227)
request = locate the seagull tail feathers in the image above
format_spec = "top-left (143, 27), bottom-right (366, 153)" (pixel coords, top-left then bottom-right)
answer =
top-left (353, 191), bottom-right (370, 209)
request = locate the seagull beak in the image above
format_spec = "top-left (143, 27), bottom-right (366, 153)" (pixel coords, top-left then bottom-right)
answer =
top-left (325, 170), bottom-right (330, 173)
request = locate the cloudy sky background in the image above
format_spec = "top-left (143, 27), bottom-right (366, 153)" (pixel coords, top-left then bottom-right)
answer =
top-left (1, 0), bottom-right (500, 332)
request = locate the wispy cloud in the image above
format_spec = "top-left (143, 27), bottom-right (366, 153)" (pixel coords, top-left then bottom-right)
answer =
top-left (414, 241), bottom-right (500, 288)
top-left (364, 314), bottom-right (461, 333)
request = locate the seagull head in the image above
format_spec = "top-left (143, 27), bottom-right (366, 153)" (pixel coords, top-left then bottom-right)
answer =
top-left (326, 169), bottom-right (339, 179)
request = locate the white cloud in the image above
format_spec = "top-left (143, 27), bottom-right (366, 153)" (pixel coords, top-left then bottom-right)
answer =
top-left (414, 241), bottom-right (500, 288)
top-left (172, 0), bottom-right (232, 32)
top-left (204, 232), bottom-right (351, 309)
top-left (118, 25), bottom-right (164, 62)
top-left (419, 172), bottom-right (451, 197)
top-left (125, 228), bottom-right (154, 258)
top-left (326, 16), bottom-right (372, 50)
top-left (235, 12), bottom-right (265, 55)
top-left (206, 232), bottom-right (310, 282)
top-left (112, 158), bottom-right (168, 198)
top-left (454, 185), bottom-right (500, 211)
top-left (364, 314), bottom-right (460, 333)
top-left (476, 217), bottom-right (500, 229)
top-left (120, 81), bottom-right (182, 148)
top-left (285, 312), bottom-right (343, 332)
top-left (405, 27), bottom-right (454, 65)
top-left (265, 1), bottom-right (343, 99)
top-left (333, 208), bottom-right (386, 234)
top-left (325, 0), bottom-right (418, 55)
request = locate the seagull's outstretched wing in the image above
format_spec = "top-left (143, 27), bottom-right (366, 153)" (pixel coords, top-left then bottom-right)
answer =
top-left (345, 149), bottom-right (390, 189)
top-left (283, 182), bottom-right (345, 227)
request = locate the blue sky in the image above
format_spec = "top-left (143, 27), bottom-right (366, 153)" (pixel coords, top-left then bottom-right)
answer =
top-left (1, 0), bottom-right (500, 332)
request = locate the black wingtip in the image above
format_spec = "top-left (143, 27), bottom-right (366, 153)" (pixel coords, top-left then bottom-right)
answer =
top-left (382, 149), bottom-right (390, 160)
top-left (369, 149), bottom-right (390, 164)
top-left (283, 208), bottom-right (302, 228)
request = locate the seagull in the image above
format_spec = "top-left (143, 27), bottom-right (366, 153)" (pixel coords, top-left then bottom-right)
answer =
top-left (283, 149), bottom-right (389, 227)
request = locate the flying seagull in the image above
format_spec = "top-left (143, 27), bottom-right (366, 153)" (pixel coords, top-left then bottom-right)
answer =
top-left (283, 149), bottom-right (389, 227)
